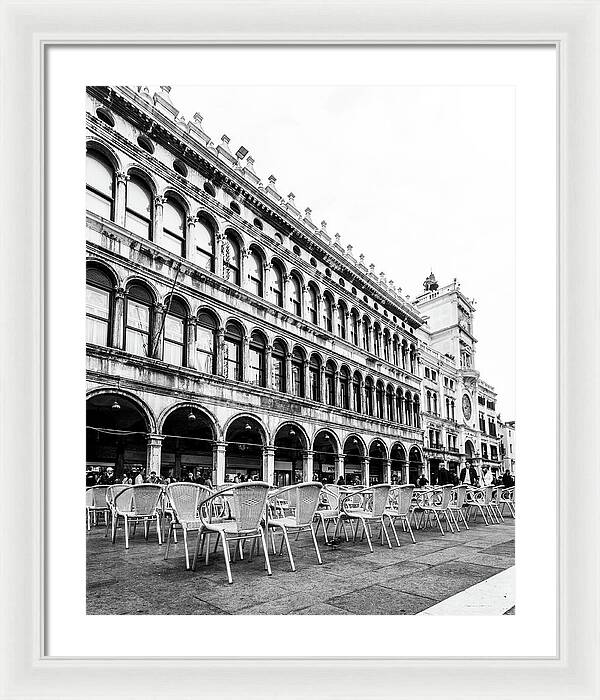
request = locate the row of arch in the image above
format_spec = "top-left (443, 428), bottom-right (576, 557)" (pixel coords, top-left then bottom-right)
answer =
top-left (86, 390), bottom-right (425, 485)
top-left (86, 261), bottom-right (422, 427)
top-left (86, 144), bottom-right (419, 372)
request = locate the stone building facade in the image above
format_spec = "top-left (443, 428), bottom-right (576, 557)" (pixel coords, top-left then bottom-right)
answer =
top-left (85, 85), bottom-right (509, 486)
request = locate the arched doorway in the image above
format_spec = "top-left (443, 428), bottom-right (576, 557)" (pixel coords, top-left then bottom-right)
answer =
top-left (465, 439), bottom-right (475, 466)
top-left (369, 439), bottom-right (387, 485)
top-left (408, 446), bottom-right (424, 485)
top-left (273, 423), bottom-right (307, 487)
top-left (86, 392), bottom-right (150, 480)
top-left (390, 442), bottom-right (407, 484)
top-left (312, 430), bottom-right (338, 483)
top-left (160, 406), bottom-right (216, 482)
top-left (343, 435), bottom-right (365, 485)
top-left (225, 416), bottom-right (265, 481)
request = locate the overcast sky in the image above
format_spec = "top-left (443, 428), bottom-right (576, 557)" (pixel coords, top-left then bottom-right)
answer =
top-left (170, 84), bottom-right (516, 418)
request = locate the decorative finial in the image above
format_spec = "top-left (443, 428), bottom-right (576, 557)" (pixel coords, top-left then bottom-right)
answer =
top-left (221, 134), bottom-right (231, 149)
top-left (287, 192), bottom-right (295, 203)
top-left (369, 263), bottom-right (375, 274)
top-left (268, 174), bottom-right (277, 185)
top-left (245, 155), bottom-right (256, 173)
top-left (334, 233), bottom-right (341, 244)
top-left (193, 112), bottom-right (203, 125)
top-left (321, 220), bottom-right (327, 231)
top-left (347, 244), bottom-right (353, 255)
top-left (359, 254), bottom-right (365, 264)
top-left (304, 207), bottom-right (312, 220)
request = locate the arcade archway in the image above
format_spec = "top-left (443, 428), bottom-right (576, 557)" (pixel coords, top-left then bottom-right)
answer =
top-left (160, 405), bottom-right (216, 482)
top-left (312, 430), bottom-right (338, 483)
top-left (368, 439), bottom-right (387, 485)
top-left (273, 423), bottom-right (307, 487)
top-left (390, 442), bottom-right (407, 484)
top-left (343, 435), bottom-right (365, 485)
top-left (408, 445), bottom-right (424, 485)
top-left (225, 416), bottom-right (265, 481)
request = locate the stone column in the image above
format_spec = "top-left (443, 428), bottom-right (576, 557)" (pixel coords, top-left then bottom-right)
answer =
top-left (242, 335), bottom-right (250, 382)
top-left (384, 459), bottom-right (392, 484)
top-left (186, 317), bottom-right (198, 370)
top-left (115, 171), bottom-right (129, 227)
top-left (360, 380), bottom-right (366, 415)
top-left (263, 445), bottom-right (275, 485)
top-left (111, 287), bottom-right (126, 350)
top-left (146, 434), bottom-right (164, 478)
top-left (284, 352), bottom-right (292, 394)
top-left (361, 457), bottom-right (370, 487)
top-left (153, 195), bottom-right (165, 248)
top-left (302, 450), bottom-right (314, 482)
top-left (333, 370), bottom-right (340, 408)
top-left (302, 359), bottom-right (310, 400)
top-left (186, 216), bottom-right (197, 263)
top-left (319, 364), bottom-right (325, 403)
top-left (216, 328), bottom-right (225, 376)
top-left (151, 303), bottom-right (165, 359)
top-left (214, 232), bottom-right (225, 278)
top-left (241, 247), bottom-right (250, 293)
top-left (213, 441), bottom-right (227, 485)
top-left (265, 344), bottom-right (273, 390)
top-left (334, 453), bottom-right (345, 481)
top-left (302, 285), bottom-right (309, 320)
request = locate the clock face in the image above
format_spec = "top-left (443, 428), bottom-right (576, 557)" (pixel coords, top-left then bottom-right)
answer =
top-left (462, 393), bottom-right (472, 421)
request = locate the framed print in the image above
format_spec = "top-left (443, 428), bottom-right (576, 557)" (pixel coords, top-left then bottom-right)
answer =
top-left (1, 1), bottom-right (599, 699)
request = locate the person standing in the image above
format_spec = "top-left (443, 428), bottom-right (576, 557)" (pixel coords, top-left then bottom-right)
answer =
top-left (502, 469), bottom-right (514, 488)
top-left (481, 466), bottom-right (493, 487)
top-left (98, 466), bottom-right (117, 485)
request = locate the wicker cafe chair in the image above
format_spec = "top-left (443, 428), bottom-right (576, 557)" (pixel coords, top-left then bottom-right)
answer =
top-left (86, 485), bottom-right (110, 531)
top-left (105, 484), bottom-right (130, 538)
top-left (384, 485), bottom-right (416, 545)
top-left (266, 482), bottom-right (323, 571)
top-left (415, 485), bottom-right (455, 535)
top-left (448, 485), bottom-right (470, 531)
top-left (338, 484), bottom-right (393, 553)
top-left (489, 486), bottom-right (505, 522)
top-left (164, 483), bottom-right (212, 570)
top-left (314, 485), bottom-right (348, 544)
top-left (500, 486), bottom-right (515, 518)
top-left (194, 482), bottom-right (272, 585)
top-left (465, 486), bottom-right (496, 525)
top-left (111, 484), bottom-right (163, 549)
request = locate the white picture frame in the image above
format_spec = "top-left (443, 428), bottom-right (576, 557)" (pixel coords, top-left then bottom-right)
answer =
top-left (1, 1), bottom-right (598, 698)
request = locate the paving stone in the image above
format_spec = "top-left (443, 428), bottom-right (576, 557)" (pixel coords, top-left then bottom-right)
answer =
top-left (293, 603), bottom-right (353, 615)
top-left (327, 585), bottom-right (434, 615)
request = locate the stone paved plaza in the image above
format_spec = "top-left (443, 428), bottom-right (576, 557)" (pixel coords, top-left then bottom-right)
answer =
top-left (87, 516), bottom-right (515, 615)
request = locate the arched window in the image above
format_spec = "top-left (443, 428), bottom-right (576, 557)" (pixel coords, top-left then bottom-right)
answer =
top-left (433, 392), bottom-right (438, 415)
top-left (309, 355), bottom-right (321, 402)
top-left (248, 250), bottom-right (264, 297)
top-left (365, 377), bottom-right (374, 416)
top-left (386, 385), bottom-right (395, 421)
top-left (322, 295), bottom-right (333, 332)
top-left (272, 340), bottom-right (286, 392)
top-left (352, 371), bottom-right (362, 413)
top-left (125, 283), bottom-right (153, 356)
top-left (289, 274), bottom-right (302, 316)
top-left (307, 284), bottom-right (319, 324)
top-left (392, 335), bottom-right (400, 366)
top-left (339, 366), bottom-right (350, 409)
top-left (350, 310), bottom-right (359, 346)
top-left (337, 303), bottom-right (347, 340)
top-left (86, 266), bottom-right (113, 346)
top-left (248, 331), bottom-right (266, 386)
top-left (86, 151), bottom-right (114, 219)
top-left (396, 388), bottom-right (404, 424)
top-left (162, 197), bottom-right (186, 257)
top-left (325, 361), bottom-right (336, 406)
top-left (373, 324), bottom-right (381, 357)
top-left (271, 263), bottom-right (284, 307)
top-left (223, 233), bottom-right (240, 285)
top-left (125, 176), bottom-right (152, 239)
top-left (414, 398), bottom-right (421, 428)
top-left (197, 312), bottom-right (216, 374)
top-left (195, 216), bottom-right (215, 271)
top-left (409, 344), bottom-right (416, 374)
top-left (224, 322), bottom-right (243, 381)
top-left (362, 317), bottom-right (371, 352)
top-left (383, 330), bottom-right (391, 362)
top-left (163, 297), bottom-right (187, 366)
top-left (375, 381), bottom-right (385, 419)
top-left (291, 347), bottom-right (305, 398)
top-left (427, 391), bottom-right (432, 413)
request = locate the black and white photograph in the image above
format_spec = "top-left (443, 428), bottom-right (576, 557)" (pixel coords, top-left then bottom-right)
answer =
top-left (85, 79), bottom-right (517, 616)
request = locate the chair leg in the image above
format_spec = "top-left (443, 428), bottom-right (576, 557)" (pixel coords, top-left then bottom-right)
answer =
top-left (205, 533), bottom-right (212, 566)
top-left (156, 514), bottom-right (162, 545)
top-left (444, 510), bottom-right (454, 533)
top-left (260, 527), bottom-right (272, 576)
top-left (182, 528), bottom-right (190, 570)
top-left (222, 536), bottom-right (233, 585)
top-left (86, 509), bottom-right (91, 532)
top-left (460, 509), bottom-right (470, 530)
top-left (309, 524), bottom-right (322, 565)
top-left (388, 516), bottom-right (401, 547)
top-left (404, 516), bottom-right (416, 544)
top-left (124, 515), bottom-right (130, 549)
top-left (144, 520), bottom-right (149, 540)
top-left (380, 518), bottom-right (392, 549)
top-left (281, 527), bottom-right (296, 572)
top-left (111, 513), bottom-right (118, 543)
top-left (362, 519), bottom-right (374, 553)
top-left (192, 531), bottom-right (202, 571)
top-left (433, 510), bottom-right (444, 535)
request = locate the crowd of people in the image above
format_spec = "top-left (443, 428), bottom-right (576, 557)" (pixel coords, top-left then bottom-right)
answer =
top-left (87, 464), bottom-right (515, 490)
